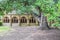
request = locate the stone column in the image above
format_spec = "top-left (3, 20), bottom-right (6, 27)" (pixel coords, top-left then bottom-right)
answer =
top-left (19, 19), bottom-right (21, 26)
top-left (27, 17), bottom-right (29, 26)
top-left (36, 20), bottom-right (39, 26)
top-left (10, 15), bottom-right (12, 27)
top-left (18, 16), bottom-right (21, 26)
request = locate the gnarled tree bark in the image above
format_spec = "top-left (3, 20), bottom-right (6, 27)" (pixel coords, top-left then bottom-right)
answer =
top-left (32, 6), bottom-right (50, 30)
top-left (39, 13), bottom-right (50, 30)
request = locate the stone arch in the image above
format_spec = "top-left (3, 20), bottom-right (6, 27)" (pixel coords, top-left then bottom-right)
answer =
top-left (3, 17), bottom-right (9, 23)
top-left (12, 17), bottom-right (18, 23)
top-left (29, 17), bottom-right (36, 23)
top-left (20, 17), bottom-right (27, 23)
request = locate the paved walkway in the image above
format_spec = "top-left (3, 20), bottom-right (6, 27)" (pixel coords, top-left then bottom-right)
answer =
top-left (0, 26), bottom-right (60, 40)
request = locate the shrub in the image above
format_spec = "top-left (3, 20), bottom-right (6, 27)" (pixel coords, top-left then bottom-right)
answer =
top-left (0, 21), bottom-right (3, 26)
top-left (52, 23), bottom-right (60, 27)
top-left (52, 23), bottom-right (60, 29)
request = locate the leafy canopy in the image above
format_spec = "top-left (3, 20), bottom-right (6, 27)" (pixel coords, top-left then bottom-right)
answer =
top-left (0, 0), bottom-right (60, 27)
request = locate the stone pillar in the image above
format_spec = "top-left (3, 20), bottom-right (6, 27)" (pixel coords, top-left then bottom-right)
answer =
top-left (27, 17), bottom-right (29, 26)
top-left (18, 16), bottom-right (21, 26)
top-left (10, 15), bottom-right (12, 27)
top-left (18, 19), bottom-right (21, 26)
top-left (36, 20), bottom-right (39, 26)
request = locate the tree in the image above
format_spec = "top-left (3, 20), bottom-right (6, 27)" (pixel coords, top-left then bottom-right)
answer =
top-left (52, 0), bottom-right (60, 28)
top-left (31, 0), bottom-right (55, 29)
top-left (0, 0), bottom-right (60, 29)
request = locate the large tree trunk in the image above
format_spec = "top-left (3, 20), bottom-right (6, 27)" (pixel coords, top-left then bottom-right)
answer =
top-left (32, 6), bottom-right (50, 30)
top-left (33, 13), bottom-right (50, 30)
top-left (39, 13), bottom-right (50, 30)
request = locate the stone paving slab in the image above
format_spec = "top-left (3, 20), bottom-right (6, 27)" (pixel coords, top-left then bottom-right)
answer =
top-left (0, 26), bottom-right (60, 40)
top-left (23, 30), bottom-right (60, 40)
top-left (0, 26), bottom-right (38, 40)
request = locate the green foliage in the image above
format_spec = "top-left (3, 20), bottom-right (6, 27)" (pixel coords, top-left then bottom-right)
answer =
top-left (0, 0), bottom-right (60, 27)
top-left (52, 22), bottom-right (60, 29)
top-left (0, 11), bottom-right (4, 15)
top-left (0, 21), bottom-right (3, 26)
top-left (34, 0), bottom-right (60, 27)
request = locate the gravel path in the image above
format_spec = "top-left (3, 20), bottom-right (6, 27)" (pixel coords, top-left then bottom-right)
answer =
top-left (0, 26), bottom-right (60, 40)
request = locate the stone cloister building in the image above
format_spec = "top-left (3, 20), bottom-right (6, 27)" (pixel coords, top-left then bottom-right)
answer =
top-left (2, 10), bottom-right (39, 26)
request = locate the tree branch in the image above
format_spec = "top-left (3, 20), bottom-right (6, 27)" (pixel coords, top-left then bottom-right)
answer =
top-left (32, 13), bottom-right (41, 22)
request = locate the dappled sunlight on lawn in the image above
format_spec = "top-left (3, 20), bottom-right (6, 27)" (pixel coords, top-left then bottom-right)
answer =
top-left (0, 26), bottom-right (11, 33)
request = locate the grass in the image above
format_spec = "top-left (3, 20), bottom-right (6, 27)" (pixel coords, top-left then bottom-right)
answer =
top-left (0, 26), bottom-right (11, 32)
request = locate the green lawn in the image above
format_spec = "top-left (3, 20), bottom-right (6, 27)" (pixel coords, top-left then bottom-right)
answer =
top-left (0, 26), bottom-right (11, 32)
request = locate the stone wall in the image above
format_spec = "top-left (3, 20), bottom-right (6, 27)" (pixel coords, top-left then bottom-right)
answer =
top-left (3, 14), bottom-right (39, 26)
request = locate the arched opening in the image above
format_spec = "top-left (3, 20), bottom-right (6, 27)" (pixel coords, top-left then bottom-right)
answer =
top-left (3, 17), bottom-right (9, 23)
top-left (12, 17), bottom-right (18, 23)
top-left (20, 17), bottom-right (27, 23)
top-left (29, 17), bottom-right (36, 23)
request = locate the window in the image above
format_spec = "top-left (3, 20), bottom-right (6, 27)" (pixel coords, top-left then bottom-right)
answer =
top-left (29, 17), bottom-right (36, 23)
top-left (3, 17), bottom-right (9, 23)
top-left (12, 17), bottom-right (18, 23)
top-left (20, 17), bottom-right (27, 23)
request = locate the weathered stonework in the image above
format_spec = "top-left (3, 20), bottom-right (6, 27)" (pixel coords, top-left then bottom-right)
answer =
top-left (2, 11), bottom-right (39, 26)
